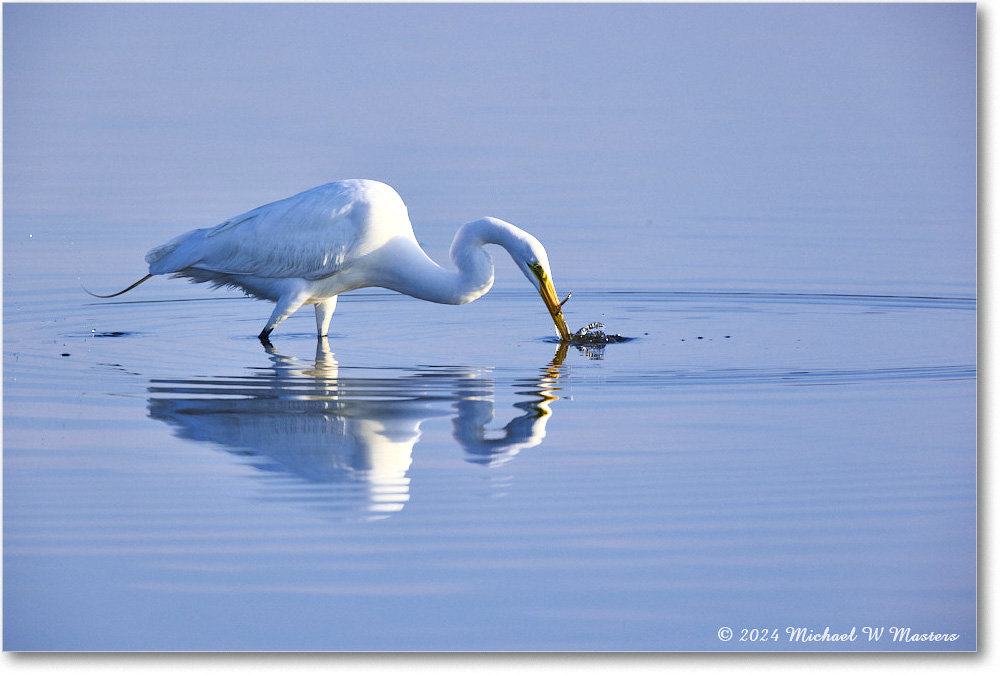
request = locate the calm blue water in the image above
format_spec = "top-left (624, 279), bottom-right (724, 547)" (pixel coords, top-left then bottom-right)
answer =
top-left (3, 3), bottom-right (976, 652)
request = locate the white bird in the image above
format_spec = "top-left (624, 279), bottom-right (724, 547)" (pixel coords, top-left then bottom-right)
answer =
top-left (90, 179), bottom-right (572, 343)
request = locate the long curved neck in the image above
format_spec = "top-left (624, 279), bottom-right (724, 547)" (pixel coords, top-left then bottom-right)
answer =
top-left (380, 218), bottom-right (524, 306)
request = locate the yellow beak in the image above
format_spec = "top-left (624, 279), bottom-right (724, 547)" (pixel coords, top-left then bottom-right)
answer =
top-left (537, 274), bottom-right (572, 341)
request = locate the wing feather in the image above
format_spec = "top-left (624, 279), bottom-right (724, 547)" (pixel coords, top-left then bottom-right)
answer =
top-left (146, 180), bottom-right (411, 281)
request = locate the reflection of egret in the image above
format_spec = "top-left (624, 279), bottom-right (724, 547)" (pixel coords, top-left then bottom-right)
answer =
top-left (90, 179), bottom-right (572, 343)
top-left (147, 339), bottom-right (566, 519)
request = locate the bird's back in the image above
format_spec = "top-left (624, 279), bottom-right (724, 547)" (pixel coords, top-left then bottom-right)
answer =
top-left (146, 179), bottom-right (414, 281)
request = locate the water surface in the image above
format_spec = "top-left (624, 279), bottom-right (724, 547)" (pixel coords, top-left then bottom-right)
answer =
top-left (3, 287), bottom-right (976, 650)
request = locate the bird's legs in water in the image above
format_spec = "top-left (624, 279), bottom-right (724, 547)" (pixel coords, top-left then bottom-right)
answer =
top-left (314, 296), bottom-right (338, 337)
top-left (257, 293), bottom-right (339, 344)
top-left (258, 290), bottom-right (308, 344)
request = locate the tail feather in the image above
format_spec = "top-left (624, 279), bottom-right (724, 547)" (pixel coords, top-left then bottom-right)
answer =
top-left (83, 274), bottom-right (153, 298)
top-left (145, 229), bottom-right (204, 274)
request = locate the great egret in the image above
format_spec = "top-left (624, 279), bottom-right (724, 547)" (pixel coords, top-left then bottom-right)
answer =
top-left (89, 179), bottom-right (572, 343)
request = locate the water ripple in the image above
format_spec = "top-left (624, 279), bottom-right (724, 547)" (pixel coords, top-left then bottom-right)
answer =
top-left (636, 364), bottom-right (975, 388)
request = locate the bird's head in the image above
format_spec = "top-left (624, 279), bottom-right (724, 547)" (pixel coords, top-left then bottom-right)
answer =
top-left (513, 238), bottom-right (572, 342)
top-left (457, 217), bottom-right (572, 341)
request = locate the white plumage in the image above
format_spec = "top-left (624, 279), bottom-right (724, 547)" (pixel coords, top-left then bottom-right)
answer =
top-left (92, 179), bottom-right (572, 343)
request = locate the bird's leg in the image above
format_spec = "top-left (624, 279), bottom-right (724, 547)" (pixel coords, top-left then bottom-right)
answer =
top-left (314, 296), bottom-right (339, 337)
top-left (259, 291), bottom-right (307, 342)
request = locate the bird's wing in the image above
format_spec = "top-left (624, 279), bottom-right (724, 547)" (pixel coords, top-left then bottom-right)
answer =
top-left (148, 181), bottom-right (408, 280)
top-left (196, 185), bottom-right (363, 279)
